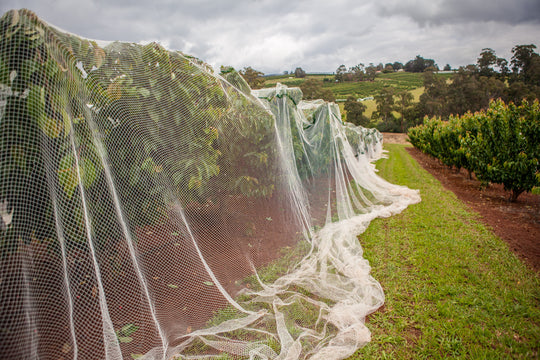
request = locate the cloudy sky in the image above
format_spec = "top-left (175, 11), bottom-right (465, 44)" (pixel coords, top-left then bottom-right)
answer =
top-left (2, 0), bottom-right (539, 74)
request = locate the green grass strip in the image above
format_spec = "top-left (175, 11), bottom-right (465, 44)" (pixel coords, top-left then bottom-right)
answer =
top-left (348, 144), bottom-right (540, 359)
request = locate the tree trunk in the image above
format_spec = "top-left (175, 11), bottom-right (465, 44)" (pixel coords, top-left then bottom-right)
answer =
top-left (509, 188), bottom-right (524, 202)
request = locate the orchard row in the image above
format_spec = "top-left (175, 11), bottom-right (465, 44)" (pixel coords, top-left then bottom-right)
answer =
top-left (408, 100), bottom-right (540, 201)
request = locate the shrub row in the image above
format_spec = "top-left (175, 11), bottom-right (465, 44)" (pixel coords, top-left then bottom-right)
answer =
top-left (408, 99), bottom-right (540, 201)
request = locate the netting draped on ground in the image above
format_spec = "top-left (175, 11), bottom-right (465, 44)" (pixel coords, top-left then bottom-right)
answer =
top-left (0, 10), bottom-right (420, 359)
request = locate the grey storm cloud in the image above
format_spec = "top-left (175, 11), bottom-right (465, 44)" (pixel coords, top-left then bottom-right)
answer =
top-left (1, 0), bottom-right (539, 74)
top-left (376, 0), bottom-right (540, 26)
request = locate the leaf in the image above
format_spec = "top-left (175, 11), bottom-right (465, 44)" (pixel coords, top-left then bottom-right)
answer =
top-left (120, 323), bottom-right (139, 337)
top-left (62, 342), bottom-right (72, 354)
top-left (58, 154), bottom-right (79, 198)
top-left (148, 110), bottom-right (160, 123)
top-left (27, 87), bottom-right (62, 138)
top-left (27, 85), bottom-right (44, 120)
top-left (153, 88), bottom-right (162, 102)
top-left (203, 281), bottom-right (214, 286)
top-left (118, 336), bottom-right (133, 343)
top-left (11, 145), bottom-right (26, 171)
top-left (107, 82), bottom-right (122, 100)
top-left (37, 114), bottom-right (63, 138)
top-left (80, 158), bottom-right (98, 188)
top-left (129, 166), bottom-right (141, 186)
top-left (167, 284), bottom-right (178, 289)
top-left (141, 157), bottom-right (156, 172)
top-left (138, 87), bottom-right (150, 98)
top-left (188, 176), bottom-right (202, 190)
top-left (8, 9), bottom-right (19, 29)
top-left (79, 39), bottom-right (90, 57)
top-left (44, 58), bottom-right (60, 77)
top-left (27, 29), bottom-right (43, 44)
top-left (72, 206), bottom-right (85, 235)
top-left (93, 46), bottom-right (106, 69)
top-left (57, 152), bottom-right (99, 197)
top-left (60, 109), bottom-right (72, 137)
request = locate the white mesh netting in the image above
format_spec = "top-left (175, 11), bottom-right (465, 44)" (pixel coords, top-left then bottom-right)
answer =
top-left (0, 9), bottom-right (420, 359)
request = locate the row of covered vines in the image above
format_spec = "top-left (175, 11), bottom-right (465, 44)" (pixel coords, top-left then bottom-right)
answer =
top-left (0, 9), bottom-right (382, 255)
top-left (0, 10), bottom-right (391, 359)
top-left (408, 99), bottom-right (540, 201)
top-left (0, 9), bottom-right (277, 252)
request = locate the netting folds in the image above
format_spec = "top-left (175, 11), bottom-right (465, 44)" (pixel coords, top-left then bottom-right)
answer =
top-left (0, 9), bottom-right (420, 360)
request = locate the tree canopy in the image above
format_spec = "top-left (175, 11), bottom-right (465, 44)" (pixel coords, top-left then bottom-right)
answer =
top-left (294, 67), bottom-right (306, 78)
top-left (409, 44), bottom-right (540, 125)
top-left (299, 79), bottom-right (335, 102)
top-left (239, 66), bottom-right (265, 89)
top-left (404, 55), bottom-right (438, 73)
top-left (344, 96), bottom-right (368, 126)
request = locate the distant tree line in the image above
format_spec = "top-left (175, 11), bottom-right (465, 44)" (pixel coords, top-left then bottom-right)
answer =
top-left (235, 44), bottom-right (539, 133)
top-left (335, 64), bottom-right (379, 82)
top-left (333, 55), bottom-right (440, 84)
top-left (345, 44), bottom-right (540, 132)
top-left (416, 45), bottom-right (540, 120)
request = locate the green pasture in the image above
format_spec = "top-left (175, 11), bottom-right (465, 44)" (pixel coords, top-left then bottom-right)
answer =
top-left (264, 72), bottom-right (449, 123)
top-left (264, 72), bottom-right (451, 101)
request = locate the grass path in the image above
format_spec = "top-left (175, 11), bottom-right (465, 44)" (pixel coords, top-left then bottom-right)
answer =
top-left (348, 144), bottom-right (539, 359)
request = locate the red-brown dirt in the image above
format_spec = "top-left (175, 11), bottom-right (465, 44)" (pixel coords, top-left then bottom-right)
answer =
top-left (382, 133), bottom-right (540, 272)
top-left (4, 169), bottom-right (337, 358)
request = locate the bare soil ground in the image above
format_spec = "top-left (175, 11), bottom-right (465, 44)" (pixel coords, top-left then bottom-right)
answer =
top-left (382, 132), bottom-right (540, 272)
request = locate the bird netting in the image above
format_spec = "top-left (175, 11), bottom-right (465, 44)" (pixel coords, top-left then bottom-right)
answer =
top-left (0, 9), bottom-right (420, 360)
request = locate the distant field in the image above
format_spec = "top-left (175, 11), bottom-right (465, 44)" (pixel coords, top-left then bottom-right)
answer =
top-left (264, 72), bottom-right (451, 101)
top-left (410, 86), bottom-right (424, 102)
top-left (263, 72), bottom-right (452, 123)
top-left (338, 99), bottom-right (377, 119)
top-left (264, 74), bottom-right (331, 87)
top-left (330, 72), bottom-right (434, 100)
